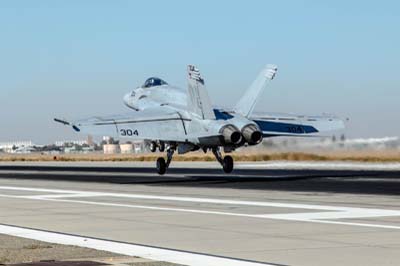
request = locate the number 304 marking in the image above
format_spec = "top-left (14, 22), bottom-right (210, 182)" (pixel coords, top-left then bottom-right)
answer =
top-left (120, 129), bottom-right (139, 136)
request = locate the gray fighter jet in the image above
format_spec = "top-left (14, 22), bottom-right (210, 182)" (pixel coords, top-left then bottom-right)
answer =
top-left (55, 65), bottom-right (344, 174)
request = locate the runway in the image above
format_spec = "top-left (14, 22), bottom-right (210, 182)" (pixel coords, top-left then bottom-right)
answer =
top-left (0, 162), bottom-right (400, 266)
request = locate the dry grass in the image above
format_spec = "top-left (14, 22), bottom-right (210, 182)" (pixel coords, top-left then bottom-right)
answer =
top-left (23, 244), bottom-right (53, 250)
top-left (1, 150), bottom-right (400, 163)
top-left (0, 256), bottom-right (9, 264)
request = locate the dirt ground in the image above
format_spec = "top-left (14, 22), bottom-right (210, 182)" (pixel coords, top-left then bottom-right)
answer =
top-left (0, 234), bottom-right (183, 266)
top-left (0, 234), bottom-right (124, 264)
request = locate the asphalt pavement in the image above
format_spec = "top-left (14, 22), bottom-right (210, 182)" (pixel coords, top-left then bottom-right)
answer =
top-left (0, 161), bottom-right (399, 266)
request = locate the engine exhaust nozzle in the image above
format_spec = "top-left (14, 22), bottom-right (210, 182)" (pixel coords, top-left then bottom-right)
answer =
top-left (220, 125), bottom-right (242, 145)
top-left (242, 124), bottom-right (263, 145)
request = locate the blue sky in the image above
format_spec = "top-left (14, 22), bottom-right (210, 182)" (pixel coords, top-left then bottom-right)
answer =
top-left (0, 1), bottom-right (399, 143)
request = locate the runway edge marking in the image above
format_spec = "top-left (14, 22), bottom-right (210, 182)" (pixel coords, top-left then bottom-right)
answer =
top-left (0, 224), bottom-right (282, 266)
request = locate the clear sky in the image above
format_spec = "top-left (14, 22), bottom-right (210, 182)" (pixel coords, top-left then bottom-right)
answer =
top-left (0, 0), bottom-right (399, 143)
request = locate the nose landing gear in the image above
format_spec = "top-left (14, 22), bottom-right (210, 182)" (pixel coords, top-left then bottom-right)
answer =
top-left (156, 157), bottom-right (166, 175)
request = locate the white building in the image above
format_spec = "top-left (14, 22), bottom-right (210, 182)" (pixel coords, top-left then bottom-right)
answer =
top-left (0, 141), bottom-right (34, 153)
top-left (55, 140), bottom-right (88, 147)
top-left (120, 144), bottom-right (134, 154)
top-left (103, 144), bottom-right (120, 154)
top-left (103, 141), bottom-right (146, 154)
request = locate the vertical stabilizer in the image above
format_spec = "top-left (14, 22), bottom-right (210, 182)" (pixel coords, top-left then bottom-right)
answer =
top-left (187, 65), bottom-right (216, 120)
top-left (235, 64), bottom-right (278, 117)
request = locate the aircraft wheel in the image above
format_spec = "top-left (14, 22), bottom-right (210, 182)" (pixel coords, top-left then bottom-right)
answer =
top-left (156, 157), bottom-right (167, 175)
top-left (159, 141), bottom-right (165, 152)
top-left (223, 155), bottom-right (234, 173)
top-left (150, 141), bottom-right (157, 153)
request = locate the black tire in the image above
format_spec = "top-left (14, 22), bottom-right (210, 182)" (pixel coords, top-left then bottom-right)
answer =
top-left (156, 157), bottom-right (167, 175)
top-left (150, 141), bottom-right (157, 153)
top-left (223, 155), bottom-right (234, 173)
top-left (159, 141), bottom-right (165, 152)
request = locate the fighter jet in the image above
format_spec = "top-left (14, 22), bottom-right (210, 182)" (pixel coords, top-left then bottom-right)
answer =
top-left (55, 65), bottom-right (344, 174)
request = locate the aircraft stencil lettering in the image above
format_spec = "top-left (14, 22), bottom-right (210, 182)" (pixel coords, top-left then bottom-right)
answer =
top-left (120, 129), bottom-right (139, 137)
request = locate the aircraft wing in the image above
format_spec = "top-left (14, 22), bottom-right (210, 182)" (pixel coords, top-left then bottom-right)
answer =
top-left (250, 112), bottom-right (345, 137)
top-left (54, 107), bottom-right (192, 142)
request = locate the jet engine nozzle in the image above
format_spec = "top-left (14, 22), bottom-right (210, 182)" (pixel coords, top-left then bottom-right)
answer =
top-left (242, 124), bottom-right (263, 145)
top-left (220, 125), bottom-right (242, 145)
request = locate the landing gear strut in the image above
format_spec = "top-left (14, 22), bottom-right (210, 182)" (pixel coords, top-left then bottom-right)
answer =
top-left (149, 141), bottom-right (166, 153)
top-left (159, 141), bottom-right (165, 152)
top-left (212, 148), bottom-right (234, 173)
top-left (156, 148), bottom-right (175, 175)
top-left (149, 141), bottom-right (157, 153)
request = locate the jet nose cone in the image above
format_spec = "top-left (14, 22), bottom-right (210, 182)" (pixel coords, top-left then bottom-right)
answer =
top-left (123, 93), bottom-right (131, 106)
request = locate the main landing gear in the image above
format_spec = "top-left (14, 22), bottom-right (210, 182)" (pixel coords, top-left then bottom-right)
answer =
top-left (156, 148), bottom-right (175, 175)
top-left (212, 148), bottom-right (234, 173)
top-left (152, 143), bottom-right (234, 175)
top-left (149, 141), bottom-right (165, 153)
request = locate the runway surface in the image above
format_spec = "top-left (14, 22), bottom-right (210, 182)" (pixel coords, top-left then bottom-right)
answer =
top-left (0, 161), bottom-right (400, 266)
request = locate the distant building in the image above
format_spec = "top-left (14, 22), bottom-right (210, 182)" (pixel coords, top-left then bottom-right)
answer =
top-left (87, 135), bottom-right (95, 146)
top-left (102, 136), bottom-right (112, 144)
top-left (55, 140), bottom-right (88, 147)
top-left (103, 141), bottom-right (146, 154)
top-left (0, 141), bottom-right (34, 153)
top-left (258, 136), bottom-right (400, 151)
top-left (64, 146), bottom-right (95, 154)
top-left (103, 144), bottom-right (120, 154)
top-left (132, 141), bottom-right (145, 153)
top-left (120, 143), bottom-right (134, 154)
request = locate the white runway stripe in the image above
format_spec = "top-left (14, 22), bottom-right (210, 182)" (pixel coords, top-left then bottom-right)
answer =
top-left (1, 186), bottom-right (400, 230)
top-left (0, 224), bottom-right (276, 266)
top-left (0, 186), bottom-right (365, 210)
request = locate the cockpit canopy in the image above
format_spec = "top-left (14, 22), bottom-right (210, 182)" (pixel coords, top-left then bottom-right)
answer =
top-left (142, 77), bottom-right (168, 88)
